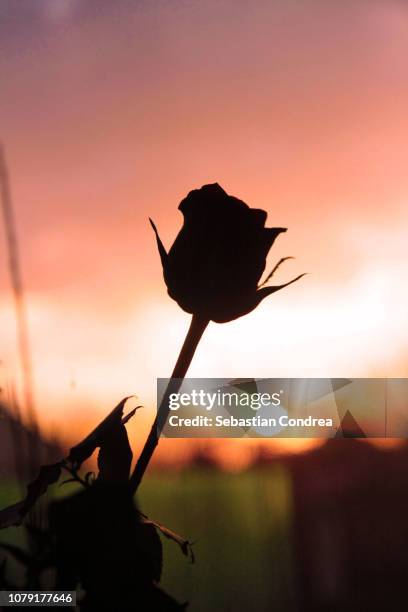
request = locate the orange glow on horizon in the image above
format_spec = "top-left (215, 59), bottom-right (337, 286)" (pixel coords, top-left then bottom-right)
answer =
top-left (1, 1), bottom-right (408, 462)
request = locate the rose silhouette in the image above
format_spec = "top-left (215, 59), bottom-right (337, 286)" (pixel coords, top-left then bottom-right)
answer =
top-left (150, 183), bottom-right (304, 323)
top-left (131, 183), bottom-right (305, 490)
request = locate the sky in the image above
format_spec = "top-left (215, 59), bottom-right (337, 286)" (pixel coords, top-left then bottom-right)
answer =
top-left (1, 0), bottom-right (408, 461)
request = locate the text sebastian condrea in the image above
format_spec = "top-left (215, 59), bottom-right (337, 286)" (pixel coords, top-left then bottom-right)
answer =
top-left (168, 415), bottom-right (333, 427)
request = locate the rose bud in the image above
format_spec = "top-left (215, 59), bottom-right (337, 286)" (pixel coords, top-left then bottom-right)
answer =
top-left (150, 183), bottom-right (305, 323)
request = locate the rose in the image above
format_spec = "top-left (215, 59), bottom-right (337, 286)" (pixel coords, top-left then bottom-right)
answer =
top-left (150, 183), bottom-right (304, 323)
top-left (130, 183), bottom-right (304, 491)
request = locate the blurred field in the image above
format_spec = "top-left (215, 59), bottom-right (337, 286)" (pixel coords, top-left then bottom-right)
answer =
top-left (0, 467), bottom-right (296, 611)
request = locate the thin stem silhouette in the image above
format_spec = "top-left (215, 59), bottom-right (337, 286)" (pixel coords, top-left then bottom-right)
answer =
top-left (130, 314), bottom-right (209, 492)
top-left (0, 146), bottom-right (36, 426)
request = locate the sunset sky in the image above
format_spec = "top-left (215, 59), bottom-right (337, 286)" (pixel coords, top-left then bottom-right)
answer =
top-left (1, 0), bottom-right (408, 460)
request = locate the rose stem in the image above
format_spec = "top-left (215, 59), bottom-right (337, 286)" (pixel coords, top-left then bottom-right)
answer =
top-left (130, 313), bottom-right (209, 493)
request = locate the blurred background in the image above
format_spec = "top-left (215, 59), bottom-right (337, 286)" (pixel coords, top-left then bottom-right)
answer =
top-left (1, 1), bottom-right (408, 609)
